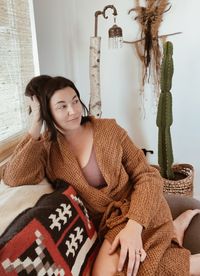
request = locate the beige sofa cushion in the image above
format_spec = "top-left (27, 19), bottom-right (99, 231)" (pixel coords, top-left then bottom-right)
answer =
top-left (0, 178), bottom-right (54, 236)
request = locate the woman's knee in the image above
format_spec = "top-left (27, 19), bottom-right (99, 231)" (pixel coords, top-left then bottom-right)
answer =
top-left (92, 239), bottom-right (119, 276)
top-left (92, 264), bottom-right (117, 276)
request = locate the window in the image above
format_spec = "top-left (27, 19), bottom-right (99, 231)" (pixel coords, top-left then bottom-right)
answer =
top-left (0, 0), bottom-right (37, 162)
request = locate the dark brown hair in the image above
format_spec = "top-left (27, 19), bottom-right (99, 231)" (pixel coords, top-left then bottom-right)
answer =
top-left (25, 75), bottom-right (90, 141)
top-left (25, 75), bottom-right (52, 120)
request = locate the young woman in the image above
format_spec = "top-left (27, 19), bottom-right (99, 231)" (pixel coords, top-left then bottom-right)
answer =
top-left (3, 75), bottom-right (200, 276)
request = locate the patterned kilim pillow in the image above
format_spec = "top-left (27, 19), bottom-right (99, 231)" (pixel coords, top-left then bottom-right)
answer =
top-left (0, 182), bottom-right (99, 275)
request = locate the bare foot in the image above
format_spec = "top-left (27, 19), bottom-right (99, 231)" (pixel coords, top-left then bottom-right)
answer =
top-left (190, 254), bottom-right (200, 276)
top-left (173, 209), bottom-right (200, 246)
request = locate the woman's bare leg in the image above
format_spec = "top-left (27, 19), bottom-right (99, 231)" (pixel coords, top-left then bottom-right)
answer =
top-left (92, 239), bottom-right (119, 276)
top-left (173, 209), bottom-right (200, 246)
top-left (92, 210), bottom-right (200, 275)
top-left (190, 254), bottom-right (200, 276)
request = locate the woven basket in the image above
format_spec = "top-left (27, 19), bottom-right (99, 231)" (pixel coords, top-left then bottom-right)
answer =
top-left (153, 164), bottom-right (194, 197)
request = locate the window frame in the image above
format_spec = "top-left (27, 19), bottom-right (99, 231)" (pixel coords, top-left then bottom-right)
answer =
top-left (0, 132), bottom-right (26, 163)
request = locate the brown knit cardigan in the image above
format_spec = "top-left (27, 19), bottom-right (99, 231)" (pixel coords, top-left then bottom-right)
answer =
top-left (3, 117), bottom-right (190, 275)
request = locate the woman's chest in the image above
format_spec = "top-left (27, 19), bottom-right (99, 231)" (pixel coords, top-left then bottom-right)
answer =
top-left (69, 134), bottom-right (93, 169)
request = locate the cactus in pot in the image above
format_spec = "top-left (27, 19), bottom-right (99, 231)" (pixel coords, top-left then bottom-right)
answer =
top-left (155, 41), bottom-right (194, 196)
top-left (156, 41), bottom-right (175, 180)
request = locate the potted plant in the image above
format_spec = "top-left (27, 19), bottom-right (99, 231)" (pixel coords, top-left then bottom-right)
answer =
top-left (156, 41), bottom-right (194, 196)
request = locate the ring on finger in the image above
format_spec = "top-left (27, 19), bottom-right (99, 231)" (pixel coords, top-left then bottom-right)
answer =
top-left (135, 249), bottom-right (142, 256)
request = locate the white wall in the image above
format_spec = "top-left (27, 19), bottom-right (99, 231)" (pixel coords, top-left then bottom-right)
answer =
top-left (33, 0), bottom-right (200, 199)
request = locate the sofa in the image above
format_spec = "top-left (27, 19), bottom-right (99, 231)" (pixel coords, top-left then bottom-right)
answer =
top-left (165, 193), bottom-right (200, 254)
top-left (0, 178), bottom-right (199, 275)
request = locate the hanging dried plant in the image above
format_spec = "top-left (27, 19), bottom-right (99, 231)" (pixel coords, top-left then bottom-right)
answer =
top-left (129, 0), bottom-right (171, 96)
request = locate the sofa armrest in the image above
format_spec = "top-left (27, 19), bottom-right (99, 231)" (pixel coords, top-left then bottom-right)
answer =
top-left (165, 193), bottom-right (200, 254)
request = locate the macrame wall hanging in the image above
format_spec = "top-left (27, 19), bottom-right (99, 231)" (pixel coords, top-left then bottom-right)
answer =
top-left (125, 0), bottom-right (181, 99)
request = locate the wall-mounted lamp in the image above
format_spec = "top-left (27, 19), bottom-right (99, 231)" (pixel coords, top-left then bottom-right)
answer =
top-left (108, 18), bottom-right (123, 49)
top-left (94, 5), bottom-right (123, 48)
top-left (89, 5), bottom-right (123, 118)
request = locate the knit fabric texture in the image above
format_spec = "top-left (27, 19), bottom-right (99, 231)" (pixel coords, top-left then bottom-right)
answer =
top-left (3, 117), bottom-right (190, 275)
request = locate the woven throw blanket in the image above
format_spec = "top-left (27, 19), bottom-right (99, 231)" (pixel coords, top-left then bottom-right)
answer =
top-left (0, 182), bottom-right (98, 275)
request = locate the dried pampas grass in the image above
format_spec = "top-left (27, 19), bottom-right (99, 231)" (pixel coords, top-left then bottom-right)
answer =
top-left (129, 0), bottom-right (171, 98)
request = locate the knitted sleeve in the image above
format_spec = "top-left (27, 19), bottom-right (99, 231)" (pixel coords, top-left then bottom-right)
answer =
top-left (121, 133), bottom-right (164, 229)
top-left (2, 134), bottom-right (47, 186)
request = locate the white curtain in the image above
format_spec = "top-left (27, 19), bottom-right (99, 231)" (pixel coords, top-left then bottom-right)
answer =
top-left (0, 0), bottom-right (35, 161)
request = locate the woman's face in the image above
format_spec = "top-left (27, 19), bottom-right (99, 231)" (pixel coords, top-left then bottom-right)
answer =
top-left (49, 87), bottom-right (83, 132)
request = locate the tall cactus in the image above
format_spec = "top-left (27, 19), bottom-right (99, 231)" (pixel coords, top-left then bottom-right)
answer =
top-left (156, 41), bottom-right (175, 180)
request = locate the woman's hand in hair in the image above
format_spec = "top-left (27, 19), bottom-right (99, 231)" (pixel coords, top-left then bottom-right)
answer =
top-left (28, 95), bottom-right (43, 140)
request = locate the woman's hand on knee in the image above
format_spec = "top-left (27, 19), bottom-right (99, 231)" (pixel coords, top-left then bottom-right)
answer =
top-left (109, 219), bottom-right (146, 276)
